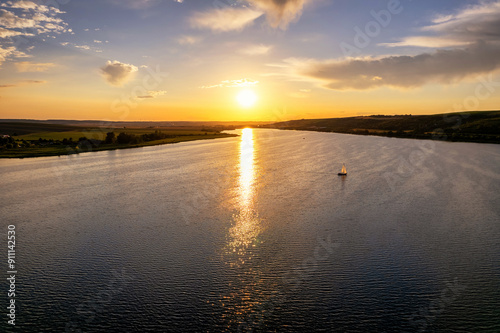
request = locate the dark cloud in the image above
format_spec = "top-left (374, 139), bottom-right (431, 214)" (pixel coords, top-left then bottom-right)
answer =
top-left (249, 0), bottom-right (310, 29)
top-left (291, 42), bottom-right (500, 90)
top-left (384, 0), bottom-right (500, 47)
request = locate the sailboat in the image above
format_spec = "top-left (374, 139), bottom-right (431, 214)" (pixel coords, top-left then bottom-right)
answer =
top-left (338, 163), bottom-right (347, 176)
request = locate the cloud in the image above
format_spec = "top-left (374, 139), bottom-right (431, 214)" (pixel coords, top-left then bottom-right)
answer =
top-left (381, 36), bottom-right (471, 48)
top-left (100, 60), bottom-right (138, 86)
top-left (0, 27), bottom-right (31, 37)
top-left (190, 7), bottom-right (264, 32)
top-left (177, 35), bottom-right (201, 45)
top-left (383, 0), bottom-right (500, 47)
top-left (0, 45), bottom-right (29, 67)
top-left (287, 42), bottom-right (500, 90)
top-left (0, 6), bottom-right (67, 32)
top-left (0, 8), bottom-right (36, 29)
top-left (109, 0), bottom-right (163, 9)
top-left (15, 61), bottom-right (55, 72)
top-left (137, 90), bottom-right (167, 99)
top-left (289, 89), bottom-right (311, 98)
top-left (75, 45), bottom-right (91, 50)
top-left (201, 78), bottom-right (259, 89)
top-left (1, 1), bottom-right (64, 14)
top-left (0, 1), bottom-right (69, 64)
top-left (248, 0), bottom-right (310, 30)
top-left (0, 79), bottom-right (46, 88)
top-left (22, 79), bottom-right (46, 84)
top-left (189, 0), bottom-right (310, 32)
top-left (238, 44), bottom-right (272, 55)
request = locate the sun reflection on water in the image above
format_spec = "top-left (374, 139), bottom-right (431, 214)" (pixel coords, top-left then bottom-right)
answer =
top-left (239, 128), bottom-right (255, 208)
top-left (219, 128), bottom-right (267, 330)
top-left (228, 128), bottom-right (261, 260)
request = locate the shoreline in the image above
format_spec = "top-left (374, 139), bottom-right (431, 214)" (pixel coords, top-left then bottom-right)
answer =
top-left (261, 111), bottom-right (500, 145)
top-left (0, 133), bottom-right (237, 159)
top-left (264, 127), bottom-right (500, 145)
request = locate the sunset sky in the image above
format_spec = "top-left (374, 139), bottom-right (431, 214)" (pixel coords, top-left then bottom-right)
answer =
top-left (1, 0), bottom-right (500, 121)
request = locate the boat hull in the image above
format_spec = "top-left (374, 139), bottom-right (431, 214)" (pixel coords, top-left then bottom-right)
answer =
top-left (338, 173), bottom-right (347, 176)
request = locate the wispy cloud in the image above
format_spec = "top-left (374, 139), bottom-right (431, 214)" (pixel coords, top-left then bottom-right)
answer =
top-left (137, 90), bottom-right (167, 99)
top-left (100, 60), bottom-right (138, 86)
top-left (383, 0), bottom-right (500, 47)
top-left (0, 27), bottom-right (31, 38)
top-left (0, 79), bottom-right (46, 88)
top-left (1, 1), bottom-right (64, 14)
top-left (289, 88), bottom-right (311, 98)
top-left (75, 45), bottom-right (91, 50)
top-left (177, 35), bottom-right (201, 45)
top-left (190, 7), bottom-right (263, 32)
top-left (189, 0), bottom-right (310, 32)
top-left (286, 42), bottom-right (500, 90)
top-left (15, 61), bottom-right (55, 72)
top-left (109, 0), bottom-right (162, 9)
top-left (22, 79), bottom-right (46, 84)
top-left (200, 78), bottom-right (259, 89)
top-left (0, 3), bottom-right (68, 32)
top-left (0, 45), bottom-right (29, 67)
top-left (0, 1), bottom-right (69, 64)
top-left (238, 44), bottom-right (272, 55)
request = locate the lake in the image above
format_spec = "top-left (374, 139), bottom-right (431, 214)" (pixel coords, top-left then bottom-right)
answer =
top-left (1, 129), bottom-right (499, 332)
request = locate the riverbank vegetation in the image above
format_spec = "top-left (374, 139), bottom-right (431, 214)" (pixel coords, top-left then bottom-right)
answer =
top-left (0, 124), bottom-right (236, 158)
top-left (262, 111), bottom-right (500, 144)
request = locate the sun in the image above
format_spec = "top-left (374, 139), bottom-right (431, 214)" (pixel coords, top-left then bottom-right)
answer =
top-left (236, 89), bottom-right (258, 108)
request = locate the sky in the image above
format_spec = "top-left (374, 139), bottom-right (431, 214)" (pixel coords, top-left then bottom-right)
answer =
top-left (1, 0), bottom-right (500, 121)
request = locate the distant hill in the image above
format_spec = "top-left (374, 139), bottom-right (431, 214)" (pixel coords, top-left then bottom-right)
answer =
top-left (0, 122), bottom-right (81, 136)
top-left (0, 119), bottom-right (271, 129)
top-left (262, 111), bottom-right (500, 144)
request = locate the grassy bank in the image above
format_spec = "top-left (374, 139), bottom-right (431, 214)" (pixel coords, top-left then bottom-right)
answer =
top-left (0, 124), bottom-right (237, 158)
top-left (262, 111), bottom-right (500, 144)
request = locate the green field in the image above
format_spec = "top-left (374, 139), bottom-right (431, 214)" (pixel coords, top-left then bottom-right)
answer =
top-left (0, 123), bottom-right (237, 158)
top-left (0, 122), bottom-right (80, 136)
top-left (0, 134), bottom-right (236, 158)
top-left (17, 128), bottom-right (212, 141)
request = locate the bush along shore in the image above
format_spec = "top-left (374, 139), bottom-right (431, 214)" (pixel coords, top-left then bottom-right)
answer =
top-left (261, 111), bottom-right (500, 144)
top-left (0, 129), bottom-right (236, 158)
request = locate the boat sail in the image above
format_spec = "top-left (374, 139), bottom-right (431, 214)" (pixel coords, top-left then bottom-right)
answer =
top-left (338, 163), bottom-right (347, 176)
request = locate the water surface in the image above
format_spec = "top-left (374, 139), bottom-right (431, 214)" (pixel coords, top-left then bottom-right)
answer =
top-left (1, 129), bottom-right (499, 332)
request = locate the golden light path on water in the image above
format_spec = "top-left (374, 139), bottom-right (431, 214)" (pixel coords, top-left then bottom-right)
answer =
top-left (222, 128), bottom-right (265, 329)
top-left (239, 128), bottom-right (255, 208)
top-left (228, 128), bottom-right (261, 260)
